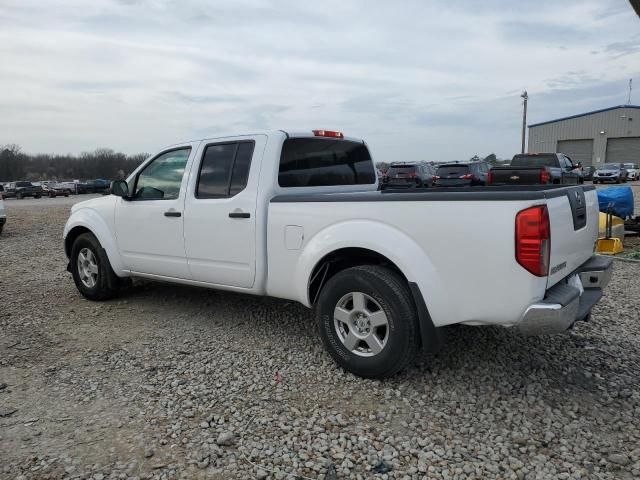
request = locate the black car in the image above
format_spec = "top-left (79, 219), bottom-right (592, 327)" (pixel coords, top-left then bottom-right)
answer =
top-left (434, 161), bottom-right (490, 187)
top-left (85, 179), bottom-right (111, 194)
top-left (3, 181), bottom-right (43, 199)
top-left (593, 163), bottom-right (628, 184)
top-left (384, 163), bottom-right (436, 188)
top-left (489, 153), bottom-right (582, 185)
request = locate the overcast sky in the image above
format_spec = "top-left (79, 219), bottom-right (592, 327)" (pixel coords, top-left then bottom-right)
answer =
top-left (1, 0), bottom-right (639, 162)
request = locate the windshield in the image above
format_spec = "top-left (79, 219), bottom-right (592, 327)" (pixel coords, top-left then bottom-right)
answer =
top-left (511, 154), bottom-right (558, 168)
top-left (602, 164), bottom-right (620, 170)
top-left (623, 163), bottom-right (636, 169)
top-left (15, 181), bottom-right (32, 187)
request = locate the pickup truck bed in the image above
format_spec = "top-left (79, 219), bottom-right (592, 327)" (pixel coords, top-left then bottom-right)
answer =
top-left (268, 184), bottom-right (598, 325)
top-left (63, 130), bottom-right (612, 379)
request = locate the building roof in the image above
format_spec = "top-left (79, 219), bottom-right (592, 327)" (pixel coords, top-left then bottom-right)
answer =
top-left (529, 104), bottom-right (640, 128)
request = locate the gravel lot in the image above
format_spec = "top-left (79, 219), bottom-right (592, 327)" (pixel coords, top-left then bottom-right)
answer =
top-left (1, 189), bottom-right (640, 480)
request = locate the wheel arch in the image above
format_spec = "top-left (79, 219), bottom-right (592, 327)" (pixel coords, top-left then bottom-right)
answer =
top-left (307, 247), bottom-right (406, 306)
top-left (64, 210), bottom-right (126, 275)
top-left (295, 220), bottom-right (444, 351)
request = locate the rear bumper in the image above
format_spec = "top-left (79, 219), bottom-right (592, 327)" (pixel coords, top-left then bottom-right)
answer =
top-left (434, 180), bottom-right (472, 187)
top-left (518, 255), bottom-right (613, 335)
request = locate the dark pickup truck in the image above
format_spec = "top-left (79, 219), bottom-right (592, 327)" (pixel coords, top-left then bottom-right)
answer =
top-left (3, 181), bottom-right (43, 199)
top-left (489, 153), bottom-right (583, 186)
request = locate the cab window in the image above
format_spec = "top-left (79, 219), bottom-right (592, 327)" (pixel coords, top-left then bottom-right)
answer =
top-left (133, 148), bottom-right (191, 200)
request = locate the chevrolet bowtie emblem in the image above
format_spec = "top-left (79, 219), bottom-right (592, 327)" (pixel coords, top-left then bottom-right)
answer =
top-left (510, 175), bottom-right (520, 180)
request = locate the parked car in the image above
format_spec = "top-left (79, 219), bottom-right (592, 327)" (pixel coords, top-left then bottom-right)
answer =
top-left (64, 129), bottom-right (612, 379)
top-left (86, 179), bottom-right (111, 194)
top-left (0, 194), bottom-right (5, 234)
top-left (593, 163), bottom-right (628, 184)
top-left (582, 166), bottom-right (596, 181)
top-left (41, 181), bottom-right (71, 197)
top-left (3, 181), bottom-right (43, 199)
top-left (623, 163), bottom-right (639, 181)
top-left (488, 153), bottom-right (582, 185)
top-left (433, 161), bottom-right (489, 187)
top-left (384, 163), bottom-right (435, 188)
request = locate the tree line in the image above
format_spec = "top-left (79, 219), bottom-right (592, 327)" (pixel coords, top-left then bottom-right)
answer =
top-left (0, 144), bottom-right (149, 182)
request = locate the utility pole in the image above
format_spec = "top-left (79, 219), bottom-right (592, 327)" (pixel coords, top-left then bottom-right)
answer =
top-left (628, 79), bottom-right (633, 105)
top-left (521, 90), bottom-right (528, 154)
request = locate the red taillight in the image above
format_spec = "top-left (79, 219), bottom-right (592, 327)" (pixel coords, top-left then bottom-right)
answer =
top-left (487, 170), bottom-right (494, 184)
top-left (515, 205), bottom-right (550, 277)
top-left (459, 173), bottom-right (473, 179)
top-left (408, 172), bottom-right (418, 178)
top-left (540, 169), bottom-right (551, 184)
top-left (312, 129), bottom-right (344, 138)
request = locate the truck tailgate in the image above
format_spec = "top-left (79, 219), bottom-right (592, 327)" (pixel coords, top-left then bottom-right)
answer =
top-left (546, 186), bottom-right (598, 288)
top-left (491, 166), bottom-right (543, 185)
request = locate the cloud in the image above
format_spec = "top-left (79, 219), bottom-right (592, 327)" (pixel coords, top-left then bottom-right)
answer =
top-left (0, 0), bottom-right (639, 162)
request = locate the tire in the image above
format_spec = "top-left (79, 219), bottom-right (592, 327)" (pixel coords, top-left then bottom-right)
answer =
top-left (316, 265), bottom-right (420, 379)
top-left (616, 178), bottom-right (621, 184)
top-left (0, 224), bottom-right (3, 235)
top-left (70, 233), bottom-right (120, 301)
top-left (16, 192), bottom-right (23, 199)
top-left (49, 192), bottom-right (55, 198)
top-left (35, 194), bottom-right (41, 199)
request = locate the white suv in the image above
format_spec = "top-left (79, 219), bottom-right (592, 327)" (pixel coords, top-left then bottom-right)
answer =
top-left (623, 163), bottom-right (639, 181)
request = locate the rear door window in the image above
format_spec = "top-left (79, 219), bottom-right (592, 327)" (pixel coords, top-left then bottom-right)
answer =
top-left (196, 141), bottom-right (255, 198)
top-left (279, 138), bottom-right (375, 187)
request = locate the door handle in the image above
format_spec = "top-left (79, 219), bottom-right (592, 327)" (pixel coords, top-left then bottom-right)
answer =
top-left (164, 211), bottom-right (181, 217)
top-left (229, 211), bottom-right (250, 218)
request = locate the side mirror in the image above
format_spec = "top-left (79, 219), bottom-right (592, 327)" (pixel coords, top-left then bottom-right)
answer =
top-left (110, 180), bottom-right (130, 199)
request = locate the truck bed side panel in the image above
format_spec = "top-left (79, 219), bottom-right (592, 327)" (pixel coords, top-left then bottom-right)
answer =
top-left (267, 199), bottom-right (548, 327)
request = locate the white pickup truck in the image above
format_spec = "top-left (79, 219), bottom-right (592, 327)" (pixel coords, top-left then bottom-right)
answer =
top-left (64, 130), bottom-right (613, 378)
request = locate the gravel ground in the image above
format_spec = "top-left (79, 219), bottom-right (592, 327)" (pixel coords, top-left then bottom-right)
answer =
top-left (1, 191), bottom-right (640, 480)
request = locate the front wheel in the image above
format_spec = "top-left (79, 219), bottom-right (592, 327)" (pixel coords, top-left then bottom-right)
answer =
top-left (70, 233), bottom-right (121, 301)
top-left (16, 192), bottom-right (23, 199)
top-left (316, 265), bottom-right (420, 379)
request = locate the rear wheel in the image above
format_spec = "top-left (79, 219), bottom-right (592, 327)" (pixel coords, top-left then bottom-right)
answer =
top-left (316, 265), bottom-right (419, 378)
top-left (70, 233), bottom-right (120, 301)
top-left (16, 192), bottom-right (23, 199)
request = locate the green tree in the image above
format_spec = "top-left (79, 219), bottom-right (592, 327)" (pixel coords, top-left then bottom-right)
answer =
top-left (483, 153), bottom-right (498, 165)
